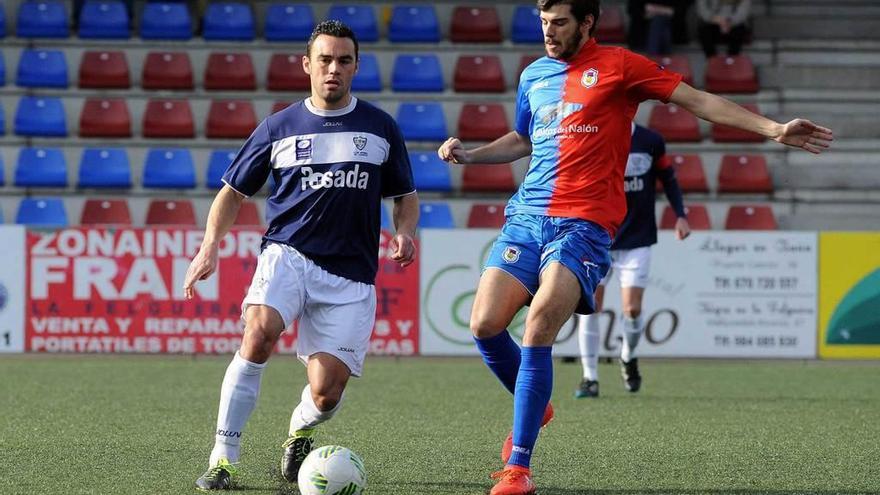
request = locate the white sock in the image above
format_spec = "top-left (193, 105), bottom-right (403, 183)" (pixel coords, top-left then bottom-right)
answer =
top-left (620, 315), bottom-right (643, 363)
top-left (577, 314), bottom-right (600, 381)
top-left (288, 384), bottom-right (345, 436)
top-left (209, 352), bottom-right (266, 466)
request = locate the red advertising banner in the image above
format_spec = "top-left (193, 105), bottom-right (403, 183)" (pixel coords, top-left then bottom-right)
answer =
top-left (26, 228), bottom-right (419, 355)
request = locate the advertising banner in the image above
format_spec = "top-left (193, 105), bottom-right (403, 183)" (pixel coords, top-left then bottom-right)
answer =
top-left (0, 226), bottom-right (26, 353)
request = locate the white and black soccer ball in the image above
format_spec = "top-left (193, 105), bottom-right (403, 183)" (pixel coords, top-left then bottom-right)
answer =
top-left (298, 445), bottom-right (367, 495)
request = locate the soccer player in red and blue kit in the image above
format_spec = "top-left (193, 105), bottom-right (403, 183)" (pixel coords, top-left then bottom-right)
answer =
top-left (438, 1), bottom-right (832, 493)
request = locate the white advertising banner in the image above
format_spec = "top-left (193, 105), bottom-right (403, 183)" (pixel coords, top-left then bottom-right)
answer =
top-left (0, 226), bottom-right (26, 353)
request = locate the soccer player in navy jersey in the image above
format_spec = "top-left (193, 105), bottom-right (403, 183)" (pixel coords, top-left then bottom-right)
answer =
top-left (574, 123), bottom-right (690, 399)
top-left (184, 21), bottom-right (419, 490)
top-left (438, 1), bottom-right (831, 493)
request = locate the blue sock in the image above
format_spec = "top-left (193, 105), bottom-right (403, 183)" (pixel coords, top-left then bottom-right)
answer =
top-left (474, 330), bottom-right (521, 395)
top-left (508, 346), bottom-right (553, 469)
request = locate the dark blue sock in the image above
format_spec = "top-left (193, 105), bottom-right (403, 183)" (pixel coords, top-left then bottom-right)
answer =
top-left (474, 330), bottom-right (521, 395)
top-left (508, 346), bottom-right (553, 469)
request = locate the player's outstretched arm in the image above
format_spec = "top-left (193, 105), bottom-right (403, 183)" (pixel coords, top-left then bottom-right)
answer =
top-left (437, 131), bottom-right (532, 165)
top-left (390, 193), bottom-right (419, 268)
top-left (183, 185), bottom-right (246, 299)
top-left (668, 83), bottom-right (834, 154)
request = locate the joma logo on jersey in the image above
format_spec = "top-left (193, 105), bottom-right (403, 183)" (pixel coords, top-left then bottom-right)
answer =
top-left (581, 68), bottom-right (599, 88)
top-left (623, 176), bottom-right (645, 192)
top-left (300, 164), bottom-right (369, 191)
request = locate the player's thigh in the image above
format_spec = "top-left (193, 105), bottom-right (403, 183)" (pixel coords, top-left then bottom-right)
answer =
top-left (616, 247), bottom-right (651, 314)
top-left (540, 219), bottom-right (612, 316)
top-left (593, 283), bottom-right (606, 312)
top-left (523, 262), bottom-right (582, 346)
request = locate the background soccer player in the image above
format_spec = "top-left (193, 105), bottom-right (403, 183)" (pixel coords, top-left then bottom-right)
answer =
top-left (183, 20), bottom-right (419, 490)
top-left (438, 1), bottom-right (832, 494)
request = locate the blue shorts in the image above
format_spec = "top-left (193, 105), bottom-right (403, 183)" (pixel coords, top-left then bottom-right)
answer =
top-left (484, 213), bottom-right (612, 315)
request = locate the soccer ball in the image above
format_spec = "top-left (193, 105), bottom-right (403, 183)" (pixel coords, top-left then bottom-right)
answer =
top-left (298, 445), bottom-right (367, 495)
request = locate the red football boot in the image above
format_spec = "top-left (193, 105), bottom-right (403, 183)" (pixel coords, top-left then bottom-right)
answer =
top-left (489, 465), bottom-right (537, 495)
top-left (501, 402), bottom-right (554, 463)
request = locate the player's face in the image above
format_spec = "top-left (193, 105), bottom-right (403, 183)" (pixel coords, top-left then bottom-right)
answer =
top-left (304, 34), bottom-right (358, 109)
top-left (540, 5), bottom-right (593, 60)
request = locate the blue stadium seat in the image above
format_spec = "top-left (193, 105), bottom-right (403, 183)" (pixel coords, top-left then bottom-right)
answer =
top-left (79, 0), bottom-right (130, 39)
top-left (511, 6), bottom-right (543, 43)
top-left (352, 53), bottom-right (381, 92)
top-left (392, 54), bottom-right (443, 92)
top-left (16, 197), bottom-right (68, 227)
top-left (204, 2), bottom-right (255, 41)
top-left (15, 96), bottom-right (67, 137)
top-left (380, 202), bottom-right (391, 229)
top-left (17, 1), bottom-right (69, 38)
top-left (16, 49), bottom-right (68, 88)
top-left (388, 5), bottom-right (440, 42)
top-left (78, 148), bottom-right (131, 188)
top-left (0, 8), bottom-right (5, 38)
top-left (265, 3), bottom-right (314, 41)
top-left (143, 149), bottom-right (196, 189)
top-left (15, 148), bottom-right (68, 187)
top-left (141, 2), bottom-right (191, 40)
top-left (0, 101), bottom-right (4, 134)
top-left (0, 155), bottom-right (5, 187)
top-left (0, 52), bottom-right (5, 85)
top-left (206, 149), bottom-right (236, 189)
top-left (419, 202), bottom-right (455, 228)
top-left (410, 152), bottom-right (452, 192)
top-left (397, 102), bottom-right (447, 141)
top-left (326, 5), bottom-right (378, 42)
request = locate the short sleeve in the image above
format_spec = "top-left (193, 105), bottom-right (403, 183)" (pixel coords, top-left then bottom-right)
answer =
top-left (221, 120), bottom-right (272, 197)
top-left (514, 76), bottom-right (533, 137)
top-left (623, 49), bottom-right (683, 104)
top-left (381, 119), bottom-right (416, 198)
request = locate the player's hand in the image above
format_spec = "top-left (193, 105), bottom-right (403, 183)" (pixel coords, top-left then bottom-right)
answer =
top-left (675, 217), bottom-right (691, 240)
top-left (183, 244), bottom-right (219, 300)
top-left (389, 233), bottom-right (416, 268)
top-left (437, 137), bottom-right (471, 164)
top-left (774, 119), bottom-right (833, 154)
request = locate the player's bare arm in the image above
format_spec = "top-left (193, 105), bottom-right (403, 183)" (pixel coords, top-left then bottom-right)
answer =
top-left (668, 82), bottom-right (834, 154)
top-left (183, 185), bottom-right (245, 299)
top-left (438, 131), bottom-right (532, 165)
top-left (390, 192), bottom-right (419, 267)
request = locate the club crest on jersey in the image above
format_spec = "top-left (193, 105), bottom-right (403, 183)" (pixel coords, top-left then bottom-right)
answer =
top-left (295, 138), bottom-right (313, 160)
top-left (502, 246), bottom-right (520, 264)
top-left (353, 135), bottom-right (367, 151)
top-left (581, 68), bottom-right (599, 88)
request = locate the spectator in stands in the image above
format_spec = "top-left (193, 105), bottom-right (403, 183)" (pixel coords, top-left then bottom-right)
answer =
top-left (628, 1), bottom-right (693, 54)
top-left (697, 0), bottom-right (751, 57)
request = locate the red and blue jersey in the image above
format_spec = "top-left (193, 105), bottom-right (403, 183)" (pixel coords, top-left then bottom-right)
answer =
top-left (508, 38), bottom-right (682, 237)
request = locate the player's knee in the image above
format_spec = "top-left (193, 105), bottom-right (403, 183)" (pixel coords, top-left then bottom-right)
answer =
top-left (623, 306), bottom-right (642, 319)
top-left (240, 326), bottom-right (280, 362)
top-left (470, 313), bottom-right (504, 339)
top-left (311, 386), bottom-right (343, 412)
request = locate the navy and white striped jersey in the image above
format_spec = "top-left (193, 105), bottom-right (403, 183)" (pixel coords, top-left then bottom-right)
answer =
top-left (222, 97), bottom-right (415, 284)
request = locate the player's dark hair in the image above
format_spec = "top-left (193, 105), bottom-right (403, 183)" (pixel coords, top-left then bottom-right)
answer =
top-left (536, 0), bottom-right (601, 36)
top-left (307, 20), bottom-right (359, 60)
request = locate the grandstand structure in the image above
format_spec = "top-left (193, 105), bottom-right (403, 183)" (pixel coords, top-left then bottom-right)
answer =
top-left (0, 0), bottom-right (878, 231)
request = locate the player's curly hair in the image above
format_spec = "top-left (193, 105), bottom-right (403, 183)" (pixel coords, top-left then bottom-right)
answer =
top-left (307, 20), bottom-right (359, 60)
top-left (537, 0), bottom-right (601, 36)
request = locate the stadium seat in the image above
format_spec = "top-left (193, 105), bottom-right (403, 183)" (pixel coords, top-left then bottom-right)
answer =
top-left (661, 204), bottom-right (711, 230)
top-left (352, 53), bottom-right (381, 92)
top-left (0, 155), bottom-right (4, 186)
top-left (392, 54), bottom-right (443, 92)
top-left (142, 99), bottom-right (195, 138)
top-left (16, 49), bottom-right (68, 88)
top-left (596, 5), bottom-right (625, 43)
top-left (204, 53), bottom-right (256, 91)
top-left (449, 6), bottom-right (502, 43)
top-left (79, 98), bottom-right (132, 138)
top-left (725, 204), bottom-right (777, 230)
top-left (458, 103), bottom-right (509, 141)
top-left (80, 199), bottom-right (131, 226)
top-left (462, 163), bottom-right (516, 192)
top-left (0, 102), bottom-right (4, 134)
top-left (15, 96), bottom-right (67, 137)
top-left (16, 0), bottom-right (69, 38)
top-left (0, 52), bottom-right (5, 86)
top-left (79, 51), bottom-right (130, 88)
top-left (206, 149), bottom-right (236, 188)
top-left (206, 100), bottom-right (257, 139)
top-left (146, 199), bottom-right (196, 226)
top-left (267, 53), bottom-right (309, 91)
top-left (78, 0), bottom-right (130, 39)
top-left (705, 55), bottom-right (759, 93)
top-left (143, 149), bottom-right (196, 189)
top-left (140, 2), bottom-right (191, 40)
top-left (711, 103), bottom-right (765, 142)
top-left (204, 2), bottom-right (255, 41)
top-left (142, 51), bottom-right (194, 90)
top-left (453, 55), bottom-right (505, 93)
top-left (652, 54), bottom-right (694, 86)
top-left (234, 202), bottom-right (262, 227)
top-left (388, 5), bottom-right (440, 42)
top-left (397, 103), bottom-right (447, 141)
top-left (326, 5), bottom-right (378, 42)
top-left (409, 152), bottom-right (452, 192)
top-left (666, 154), bottom-right (708, 193)
top-left (15, 147), bottom-right (67, 187)
top-left (265, 3), bottom-right (314, 41)
top-left (467, 203), bottom-right (506, 228)
top-left (718, 154), bottom-right (772, 193)
top-left (511, 6), bottom-right (542, 43)
top-left (272, 101), bottom-right (292, 114)
top-left (518, 54), bottom-right (542, 84)
top-left (16, 197), bottom-right (67, 227)
top-left (419, 202), bottom-right (455, 228)
top-left (78, 148), bottom-right (131, 188)
top-left (648, 104), bottom-right (701, 142)
top-left (0, 7), bottom-right (5, 39)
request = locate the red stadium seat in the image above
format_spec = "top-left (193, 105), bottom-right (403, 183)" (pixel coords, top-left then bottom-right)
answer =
top-left (267, 53), bottom-right (309, 91)
top-left (705, 54), bottom-right (758, 93)
top-left (454, 55), bottom-right (505, 93)
top-left (79, 51), bottom-right (130, 88)
top-left (449, 6), bottom-right (502, 42)
top-left (204, 52), bottom-right (256, 91)
top-left (596, 5), bottom-right (626, 43)
top-left (718, 154), bottom-right (773, 193)
top-left (141, 51), bottom-right (194, 90)
top-left (711, 103), bottom-right (765, 142)
top-left (143, 99), bottom-right (195, 138)
top-left (652, 54), bottom-right (694, 86)
top-left (79, 98), bottom-right (132, 138)
top-left (462, 163), bottom-right (516, 192)
top-left (518, 54), bottom-right (542, 84)
top-left (661, 204), bottom-right (711, 230)
top-left (667, 154), bottom-right (709, 193)
top-left (234, 202), bottom-right (262, 227)
top-left (467, 203), bottom-right (506, 228)
top-left (725, 204), bottom-right (777, 230)
top-left (458, 103), bottom-right (509, 141)
top-left (272, 101), bottom-right (292, 114)
top-left (648, 104), bottom-right (701, 142)
top-left (80, 199), bottom-right (132, 226)
top-left (146, 199), bottom-right (197, 226)
top-left (206, 100), bottom-right (258, 139)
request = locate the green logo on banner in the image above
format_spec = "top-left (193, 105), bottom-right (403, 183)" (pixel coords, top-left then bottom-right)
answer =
top-left (827, 269), bottom-right (880, 345)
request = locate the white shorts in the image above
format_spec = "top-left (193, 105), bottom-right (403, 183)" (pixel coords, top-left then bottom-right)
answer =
top-left (242, 243), bottom-right (376, 377)
top-left (599, 246), bottom-right (652, 288)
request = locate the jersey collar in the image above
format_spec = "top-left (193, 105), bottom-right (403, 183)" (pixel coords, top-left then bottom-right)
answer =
top-left (304, 96), bottom-right (358, 117)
